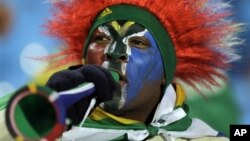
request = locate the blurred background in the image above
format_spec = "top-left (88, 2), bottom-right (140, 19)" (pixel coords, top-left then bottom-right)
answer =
top-left (0, 0), bottom-right (59, 96)
top-left (0, 0), bottom-right (249, 137)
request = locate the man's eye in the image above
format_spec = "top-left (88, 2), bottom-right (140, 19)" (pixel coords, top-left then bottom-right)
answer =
top-left (128, 37), bottom-right (150, 49)
top-left (91, 34), bottom-right (111, 44)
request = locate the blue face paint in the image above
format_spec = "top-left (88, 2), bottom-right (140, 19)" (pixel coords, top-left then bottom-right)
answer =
top-left (126, 31), bottom-right (164, 103)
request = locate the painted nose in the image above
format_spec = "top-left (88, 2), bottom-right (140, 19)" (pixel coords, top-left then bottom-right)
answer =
top-left (105, 40), bottom-right (128, 62)
top-left (106, 52), bottom-right (128, 62)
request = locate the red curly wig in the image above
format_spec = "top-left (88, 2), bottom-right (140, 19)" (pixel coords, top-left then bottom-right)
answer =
top-left (45, 0), bottom-right (242, 91)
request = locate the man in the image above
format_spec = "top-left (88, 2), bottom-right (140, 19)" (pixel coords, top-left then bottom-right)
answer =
top-left (44, 0), bottom-right (242, 140)
top-left (0, 0), bottom-right (242, 140)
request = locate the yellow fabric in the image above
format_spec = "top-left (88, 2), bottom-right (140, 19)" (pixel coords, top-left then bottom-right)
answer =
top-left (15, 136), bottom-right (24, 141)
top-left (90, 107), bottom-right (141, 125)
top-left (175, 84), bottom-right (186, 107)
top-left (28, 83), bottom-right (37, 93)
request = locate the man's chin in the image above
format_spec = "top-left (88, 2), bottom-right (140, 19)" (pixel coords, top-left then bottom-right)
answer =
top-left (98, 73), bottom-right (127, 114)
top-left (99, 99), bottom-right (124, 115)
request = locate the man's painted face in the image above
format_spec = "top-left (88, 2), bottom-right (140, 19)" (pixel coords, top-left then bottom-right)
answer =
top-left (86, 21), bottom-right (164, 114)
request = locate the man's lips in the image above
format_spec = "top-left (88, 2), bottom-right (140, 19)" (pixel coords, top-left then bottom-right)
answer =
top-left (118, 73), bottom-right (127, 82)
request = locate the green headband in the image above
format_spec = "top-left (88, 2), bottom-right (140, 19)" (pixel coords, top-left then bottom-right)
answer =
top-left (83, 4), bottom-right (176, 87)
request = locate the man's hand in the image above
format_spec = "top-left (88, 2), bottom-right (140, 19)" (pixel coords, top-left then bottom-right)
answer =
top-left (46, 64), bottom-right (117, 125)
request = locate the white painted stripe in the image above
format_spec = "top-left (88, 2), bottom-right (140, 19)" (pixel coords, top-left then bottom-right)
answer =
top-left (121, 63), bottom-right (127, 75)
top-left (98, 26), bottom-right (110, 36)
top-left (108, 42), bottom-right (116, 53)
top-left (101, 61), bottom-right (109, 69)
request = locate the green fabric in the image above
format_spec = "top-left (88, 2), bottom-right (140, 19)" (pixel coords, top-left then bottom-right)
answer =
top-left (0, 93), bottom-right (12, 111)
top-left (83, 4), bottom-right (176, 88)
top-left (147, 114), bottom-right (192, 137)
top-left (186, 85), bottom-right (239, 137)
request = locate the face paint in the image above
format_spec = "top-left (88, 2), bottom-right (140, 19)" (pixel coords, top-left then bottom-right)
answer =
top-left (125, 30), bottom-right (164, 103)
top-left (85, 27), bottom-right (111, 65)
top-left (85, 21), bottom-right (164, 114)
